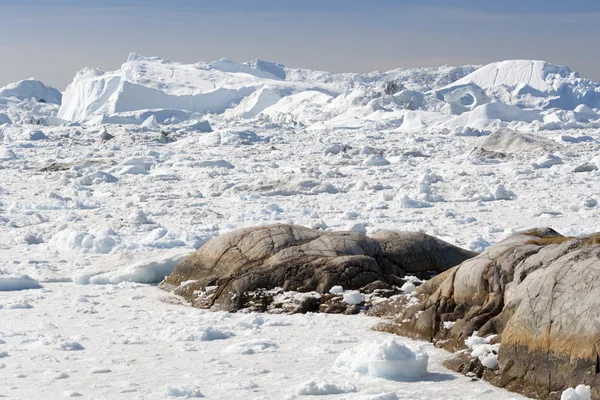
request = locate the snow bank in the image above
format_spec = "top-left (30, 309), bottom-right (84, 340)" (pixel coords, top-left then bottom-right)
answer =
top-left (561, 385), bottom-right (591, 400)
top-left (0, 269), bottom-right (41, 291)
top-left (334, 338), bottom-right (428, 380)
top-left (73, 249), bottom-right (191, 285)
top-left (295, 379), bottom-right (357, 396)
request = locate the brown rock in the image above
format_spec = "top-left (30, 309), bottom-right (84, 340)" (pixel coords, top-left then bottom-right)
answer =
top-left (159, 224), bottom-right (475, 312)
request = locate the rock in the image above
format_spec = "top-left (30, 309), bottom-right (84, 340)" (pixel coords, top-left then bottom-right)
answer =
top-left (480, 128), bottom-right (563, 153)
top-left (574, 164), bottom-right (598, 173)
top-left (40, 162), bottom-right (76, 172)
top-left (159, 224), bottom-right (476, 312)
top-left (470, 147), bottom-right (507, 160)
top-left (375, 228), bottom-right (600, 399)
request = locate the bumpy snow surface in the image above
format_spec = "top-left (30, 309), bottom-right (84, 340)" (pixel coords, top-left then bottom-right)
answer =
top-left (1, 54), bottom-right (599, 399)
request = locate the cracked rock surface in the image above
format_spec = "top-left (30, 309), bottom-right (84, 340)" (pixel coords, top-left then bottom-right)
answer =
top-left (375, 228), bottom-right (600, 399)
top-left (159, 223), bottom-right (476, 311)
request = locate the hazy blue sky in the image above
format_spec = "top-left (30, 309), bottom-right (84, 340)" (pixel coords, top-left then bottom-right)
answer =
top-left (1, 0), bottom-right (599, 89)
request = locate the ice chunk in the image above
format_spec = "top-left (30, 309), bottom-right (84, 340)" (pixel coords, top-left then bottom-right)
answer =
top-left (532, 153), bottom-right (563, 169)
top-left (329, 286), bottom-right (344, 294)
top-left (334, 338), bottom-right (428, 380)
top-left (400, 282), bottom-right (416, 293)
top-left (295, 379), bottom-right (357, 395)
top-left (224, 340), bottom-right (278, 355)
top-left (0, 148), bottom-right (16, 160)
top-left (197, 160), bottom-right (234, 169)
top-left (363, 154), bottom-right (390, 166)
top-left (343, 291), bottom-right (364, 305)
top-left (561, 385), bottom-right (591, 400)
top-left (140, 115), bottom-right (160, 130)
top-left (165, 385), bottom-right (203, 398)
top-left (28, 130), bottom-right (48, 141)
top-left (0, 269), bottom-right (41, 291)
top-left (0, 78), bottom-right (62, 104)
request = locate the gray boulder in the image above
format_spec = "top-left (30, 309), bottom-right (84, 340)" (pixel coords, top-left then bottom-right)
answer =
top-left (160, 224), bottom-right (476, 312)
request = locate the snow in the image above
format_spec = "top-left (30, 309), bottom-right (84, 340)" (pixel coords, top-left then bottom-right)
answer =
top-left (343, 291), bottom-right (365, 305)
top-left (0, 269), bottom-right (41, 291)
top-left (140, 115), bottom-right (160, 130)
top-left (561, 385), bottom-right (591, 400)
top-left (165, 385), bottom-right (204, 398)
top-left (532, 153), bottom-right (564, 169)
top-left (3, 53), bottom-right (600, 400)
top-left (329, 285), bottom-right (345, 294)
top-left (295, 379), bottom-right (357, 395)
top-left (363, 154), bottom-right (391, 166)
top-left (465, 333), bottom-right (499, 370)
top-left (73, 249), bottom-right (190, 285)
top-left (400, 282), bottom-right (416, 294)
top-left (334, 338), bottom-right (429, 380)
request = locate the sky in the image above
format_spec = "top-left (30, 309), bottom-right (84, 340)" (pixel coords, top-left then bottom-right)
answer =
top-left (1, 0), bottom-right (599, 89)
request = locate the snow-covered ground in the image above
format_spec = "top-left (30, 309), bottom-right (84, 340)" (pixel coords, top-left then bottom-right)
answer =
top-left (0, 282), bottom-right (527, 399)
top-left (2, 54), bottom-right (600, 399)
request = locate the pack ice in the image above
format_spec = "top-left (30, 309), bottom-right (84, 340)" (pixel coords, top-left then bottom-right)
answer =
top-left (0, 53), bottom-right (598, 400)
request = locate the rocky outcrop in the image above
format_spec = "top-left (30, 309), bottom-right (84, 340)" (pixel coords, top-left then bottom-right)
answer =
top-left (375, 228), bottom-right (600, 399)
top-left (159, 224), bottom-right (476, 312)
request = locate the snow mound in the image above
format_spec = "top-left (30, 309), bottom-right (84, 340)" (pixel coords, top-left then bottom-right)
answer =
top-left (73, 249), bottom-right (190, 285)
top-left (165, 385), bottom-right (204, 398)
top-left (334, 338), bottom-right (428, 380)
top-left (0, 78), bottom-right (62, 104)
top-left (0, 269), bottom-right (41, 291)
top-left (295, 379), bottom-right (357, 396)
top-left (561, 385), bottom-right (591, 400)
